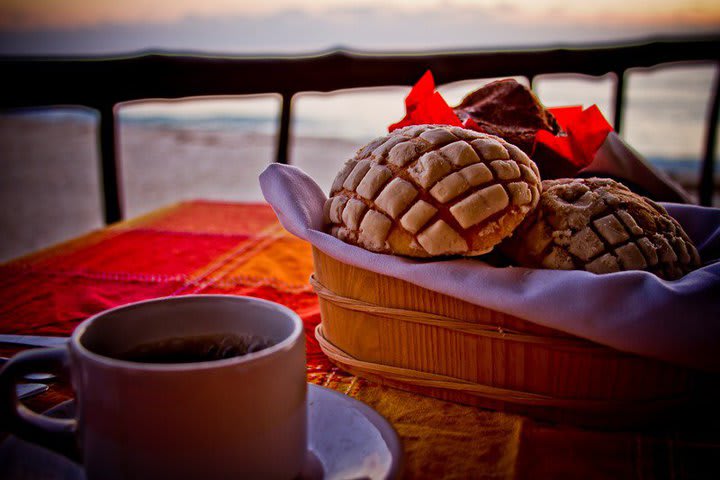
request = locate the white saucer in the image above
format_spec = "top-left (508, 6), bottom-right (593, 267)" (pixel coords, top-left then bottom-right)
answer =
top-left (0, 384), bottom-right (403, 479)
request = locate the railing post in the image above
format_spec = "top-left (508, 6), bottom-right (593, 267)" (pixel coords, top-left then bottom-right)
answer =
top-left (699, 67), bottom-right (719, 207)
top-left (98, 104), bottom-right (122, 224)
top-left (276, 93), bottom-right (292, 164)
top-left (613, 70), bottom-right (625, 134)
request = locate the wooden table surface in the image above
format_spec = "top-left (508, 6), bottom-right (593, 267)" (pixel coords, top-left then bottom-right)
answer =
top-left (1, 200), bottom-right (718, 479)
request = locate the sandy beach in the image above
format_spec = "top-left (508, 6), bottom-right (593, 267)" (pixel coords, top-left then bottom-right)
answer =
top-left (1, 116), bottom-right (103, 262)
top-left (1, 115), bottom-right (716, 262)
top-left (119, 124), bottom-right (363, 217)
top-left (0, 117), bottom-right (359, 261)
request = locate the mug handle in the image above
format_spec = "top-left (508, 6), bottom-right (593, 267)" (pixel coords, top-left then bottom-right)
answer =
top-left (0, 347), bottom-right (81, 461)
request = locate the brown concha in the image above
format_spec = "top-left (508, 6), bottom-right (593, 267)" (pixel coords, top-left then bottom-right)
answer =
top-left (324, 125), bottom-right (542, 257)
top-left (453, 78), bottom-right (561, 155)
top-left (502, 177), bottom-right (701, 279)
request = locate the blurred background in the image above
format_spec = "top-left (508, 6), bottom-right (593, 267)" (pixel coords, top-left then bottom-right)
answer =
top-left (1, 0), bottom-right (719, 260)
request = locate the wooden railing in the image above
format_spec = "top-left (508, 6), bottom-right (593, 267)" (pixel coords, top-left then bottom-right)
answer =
top-left (2, 36), bottom-right (719, 223)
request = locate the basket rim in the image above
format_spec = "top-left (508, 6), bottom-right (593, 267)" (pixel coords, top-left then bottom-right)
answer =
top-left (314, 324), bottom-right (691, 411)
top-left (310, 273), bottom-right (624, 354)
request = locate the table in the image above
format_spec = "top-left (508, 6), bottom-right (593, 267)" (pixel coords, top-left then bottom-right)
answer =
top-left (1, 200), bottom-right (717, 479)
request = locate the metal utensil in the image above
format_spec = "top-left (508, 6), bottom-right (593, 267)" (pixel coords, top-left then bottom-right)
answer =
top-left (16, 383), bottom-right (49, 400)
top-left (0, 334), bottom-right (69, 348)
top-left (0, 357), bottom-right (57, 381)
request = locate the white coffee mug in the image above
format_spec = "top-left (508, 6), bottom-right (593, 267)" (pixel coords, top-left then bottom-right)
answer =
top-left (0, 295), bottom-right (307, 480)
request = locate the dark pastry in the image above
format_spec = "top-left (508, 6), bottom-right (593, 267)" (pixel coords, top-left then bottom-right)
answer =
top-left (502, 177), bottom-right (701, 279)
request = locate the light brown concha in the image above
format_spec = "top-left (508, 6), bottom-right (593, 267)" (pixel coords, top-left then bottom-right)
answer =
top-left (502, 177), bottom-right (701, 279)
top-left (324, 125), bottom-right (542, 257)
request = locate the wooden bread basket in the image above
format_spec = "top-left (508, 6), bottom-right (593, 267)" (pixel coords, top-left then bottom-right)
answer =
top-left (311, 246), bottom-right (704, 427)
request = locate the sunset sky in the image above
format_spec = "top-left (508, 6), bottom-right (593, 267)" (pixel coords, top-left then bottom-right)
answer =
top-left (0, 0), bottom-right (718, 54)
top-left (1, 1), bottom-right (719, 28)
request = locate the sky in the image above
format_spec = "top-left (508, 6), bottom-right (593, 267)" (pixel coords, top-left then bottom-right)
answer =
top-left (0, 0), bottom-right (718, 55)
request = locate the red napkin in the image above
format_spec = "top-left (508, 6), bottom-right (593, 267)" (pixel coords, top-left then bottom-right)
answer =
top-left (537, 105), bottom-right (613, 169)
top-left (389, 71), bottom-right (613, 173)
top-left (388, 71), bottom-right (463, 131)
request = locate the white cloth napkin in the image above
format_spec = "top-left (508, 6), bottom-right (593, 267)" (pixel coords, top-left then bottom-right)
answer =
top-left (580, 132), bottom-right (693, 203)
top-left (260, 163), bottom-right (720, 372)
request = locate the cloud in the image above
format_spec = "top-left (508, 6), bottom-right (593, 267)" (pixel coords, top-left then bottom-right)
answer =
top-left (0, 7), bottom-right (717, 56)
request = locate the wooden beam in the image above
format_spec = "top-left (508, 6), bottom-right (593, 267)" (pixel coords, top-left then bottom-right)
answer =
top-left (276, 93), bottom-right (292, 165)
top-left (2, 37), bottom-right (718, 108)
top-left (2, 36), bottom-right (718, 221)
top-left (699, 66), bottom-right (720, 207)
top-left (98, 104), bottom-right (122, 224)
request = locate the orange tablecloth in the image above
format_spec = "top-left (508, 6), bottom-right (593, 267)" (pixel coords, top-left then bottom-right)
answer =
top-left (1, 200), bottom-right (717, 479)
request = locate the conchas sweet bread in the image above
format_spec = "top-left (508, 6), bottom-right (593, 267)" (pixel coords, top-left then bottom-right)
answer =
top-left (502, 177), bottom-right (701, 279)
top-left (324, 125), bottom-right (542, 257)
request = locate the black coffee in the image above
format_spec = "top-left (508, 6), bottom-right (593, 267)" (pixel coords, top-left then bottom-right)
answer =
top-left (117, 333), bottom-right (275, 364)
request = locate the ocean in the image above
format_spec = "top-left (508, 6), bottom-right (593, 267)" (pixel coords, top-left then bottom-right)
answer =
top-left (1, 63), bottom-right (718, 261)
top-left (116, 64), bottom-right (719, 170)
top-left (22, 63), bottom-right (718, 173)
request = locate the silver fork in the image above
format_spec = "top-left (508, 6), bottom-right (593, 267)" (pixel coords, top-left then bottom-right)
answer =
top-left (0, 356), bottom-right (56, 381)
top-left (0, 334), bottom-right (69, 348)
